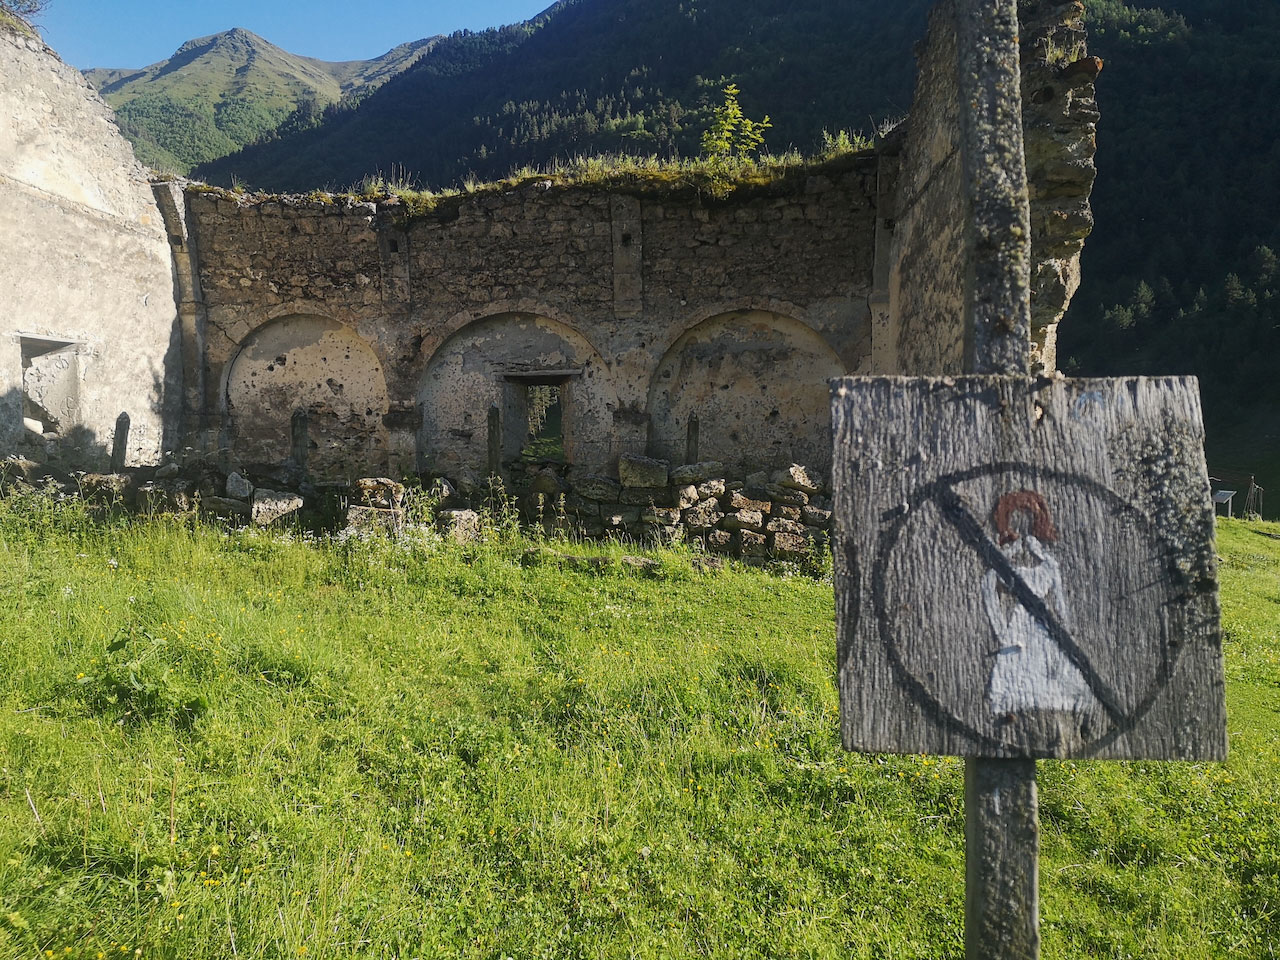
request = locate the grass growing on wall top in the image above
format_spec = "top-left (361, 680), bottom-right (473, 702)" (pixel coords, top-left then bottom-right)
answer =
top-left (0, 501), bottom-right (1276, 958)
top-left (179, 133), bottom-right (876, 225)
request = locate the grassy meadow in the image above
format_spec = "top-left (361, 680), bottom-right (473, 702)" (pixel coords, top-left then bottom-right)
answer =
top-left (0, 496), bottom-right (1276, 959)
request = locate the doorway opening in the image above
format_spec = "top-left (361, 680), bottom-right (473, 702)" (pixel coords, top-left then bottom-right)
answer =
top-left (522, 383), bottom-right (564, 464)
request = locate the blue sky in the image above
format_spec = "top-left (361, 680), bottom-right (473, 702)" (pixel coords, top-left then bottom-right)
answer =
top-left (35, 0), bottom-right (553, 68)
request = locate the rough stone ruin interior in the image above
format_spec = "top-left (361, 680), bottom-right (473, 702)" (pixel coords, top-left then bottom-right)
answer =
top-left (0, 0), bottom-right (1098, 556)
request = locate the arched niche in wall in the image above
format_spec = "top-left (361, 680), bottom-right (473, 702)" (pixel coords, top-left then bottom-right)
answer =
top-left (418, 313), bottom-right (616, 479)
top-left (225, 316), bottom-right (390, 479)
top-left (647, 310), bottom-right (846, 475)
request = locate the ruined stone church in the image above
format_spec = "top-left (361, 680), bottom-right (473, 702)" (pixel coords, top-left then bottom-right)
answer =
top-left (0, 1), bottom-right (1098, 543)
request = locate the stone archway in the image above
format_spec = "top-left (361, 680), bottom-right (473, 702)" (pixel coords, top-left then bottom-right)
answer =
top-left (225, 315), bottom-right (389, 479)
top-left (418, 312), bottom-right (617, 478)
top-left (647, 310), bottom-right (846, 475)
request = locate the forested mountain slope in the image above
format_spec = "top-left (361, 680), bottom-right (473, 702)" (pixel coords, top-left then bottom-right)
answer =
top-left (194, 0), bottom-right (930, 190)
top-left (1061, 0), bottom-right (1280, 493)
top-left (84, 28), bottom-right (437, 173)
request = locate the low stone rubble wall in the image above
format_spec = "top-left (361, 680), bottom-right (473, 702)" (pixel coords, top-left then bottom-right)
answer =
top-left (435, 455), bottom-right (832, 561)
top-left (2, 452), bottom-right (831, 564)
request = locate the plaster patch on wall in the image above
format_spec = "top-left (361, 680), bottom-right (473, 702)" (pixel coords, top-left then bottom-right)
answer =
top-left (418, 313), bottom-right (617, 477)
top-left (226, 315), bottom-right (389, 478)
top-left (647, 310), bottom-right (846, 474)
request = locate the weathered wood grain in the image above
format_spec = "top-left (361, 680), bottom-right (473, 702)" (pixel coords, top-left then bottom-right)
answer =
top-left (966, 758), bottom-right (1040, 959)
top-left (830, 375), bottom-right (1225, 760)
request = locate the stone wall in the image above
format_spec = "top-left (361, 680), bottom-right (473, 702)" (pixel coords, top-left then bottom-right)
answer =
top-left (0, 1), bottom-right (1099, 528)
top-left (174, 159), bottom-right (878, 484)
top-left (0, 22), bottom-right (181, 467)
top-left (873, 0), bottom-right (1097, 376)
top-left (879, 1), bottom-right (969, 376)
top-left (1020, 0), bottom-right (1099, 373)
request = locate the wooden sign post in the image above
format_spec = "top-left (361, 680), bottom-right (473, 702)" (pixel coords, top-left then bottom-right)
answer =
top-left (830, 375), bottom-right (1227, 956)
top-left (831, 1), bottom-right (1225, 953)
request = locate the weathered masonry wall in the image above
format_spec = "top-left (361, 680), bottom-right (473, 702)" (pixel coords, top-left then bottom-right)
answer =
top-left (0, 23), bottom-right (181, 466)
top-left (175, 161), bottom-right (878, 483)
top-left (0, 0), bottom-right (1100, 553)
top-left (873, 0), bottom-right (1097, 376)
top-left (879, 0), bottom-right (969, 375)
top-left (1019, 0), bottom-right (1099, 373)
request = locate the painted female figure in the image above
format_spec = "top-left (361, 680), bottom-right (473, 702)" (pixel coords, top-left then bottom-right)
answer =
top-left (982, 490), bottom-right (1098, 716)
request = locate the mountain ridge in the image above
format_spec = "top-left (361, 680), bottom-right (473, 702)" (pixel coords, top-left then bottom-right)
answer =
top-left (194, 0), bottom-right (928, 192)
top-left (82, 27), bottom-right (440, 173)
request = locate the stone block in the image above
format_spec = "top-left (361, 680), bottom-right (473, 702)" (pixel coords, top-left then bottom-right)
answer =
top-left (641, 506), bottom-right (682, 526)
top-left (721, 509), bottom-right (764, 532)
top-left (0, 457), bottom-right (42, 491)
top-left (670, 461), bottom-right (726, 485)
top-left (618, 454), bottom-right (669, 488)
top-left (735, 530), bottom-right (768, 557)
top-left (621, 555), bottom-right (664, 574)
top-left (769, 531), bottom-right (810, 556)
top-left (253, 489), bottom-right (304, 526)
top-left (726, 490), bottom-right (769, 513)
top-left (574, 475), bottom-right (621, 502)
top-left (675, 484), bottom-right (700, 509)
top-left (576, 517), bottom-right (606, 538)
top-left (765, 483), bottom-right (809, 507)
top-left (619, 486), bottom-right (672, 506)
top-left (439, 508), bottom-right (481, 542)
top-left (636, 523), bottom-right (681, 545)
top-left (696, 479), bottom-right (726, 500)
top-left (428, 476), bottom-right (459, 504)
top-left (202, 496), bottom-right (251, 519)
top-left (138, 480), bottom-right (196, 514)
top-left (602, 505), bottom-right (641, 527)
top-left (771, 464), bottom-right (824, 495)
top-left (352, 477), bottom-right (405, 509)
top-left (770, 503), bottom-right (803, 522)
top-left (226, 471), bottom-right (253, 499)
top-left (81, 473), bottom-right (135, 506)
top-left (683, 499), bottom-right (725, 532)
top-left (766, 517), bottom-right (806, 536)
top-left (563, 493), bottom-right (600, 517)
top-left (706, 529), bottom-right (733, 552)
top-left (802, 505), bottom-right (833, 529)
top-left (528, 467), bottom-right (564, 496)
top-left (344, 504), bottom-right (403, 534)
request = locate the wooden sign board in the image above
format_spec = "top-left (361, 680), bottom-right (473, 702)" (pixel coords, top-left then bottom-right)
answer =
top-left (830, 376), bottom-right (1226, 761)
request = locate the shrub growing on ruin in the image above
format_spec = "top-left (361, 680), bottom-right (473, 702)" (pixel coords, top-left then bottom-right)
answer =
top-left (701, 83), bottom-right (772, 164)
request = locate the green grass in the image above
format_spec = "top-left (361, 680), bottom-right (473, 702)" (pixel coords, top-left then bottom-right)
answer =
top-left (0, 9), bottom-right (36, 36)
top-left (188, 133), bottom-right (876, 223)
top-left (0, 500), bottom-right (1276, 959)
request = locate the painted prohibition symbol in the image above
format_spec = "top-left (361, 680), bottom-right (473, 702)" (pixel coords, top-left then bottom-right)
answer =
top-left (870, 462), bottom-right (1181, 755)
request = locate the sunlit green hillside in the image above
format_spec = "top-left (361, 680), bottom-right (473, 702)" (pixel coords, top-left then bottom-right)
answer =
top-left (83, 28), bottom-right (436, 173)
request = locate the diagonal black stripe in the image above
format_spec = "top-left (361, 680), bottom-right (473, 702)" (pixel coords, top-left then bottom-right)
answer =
top-left (936, 485), bottom-right (1127, 724)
